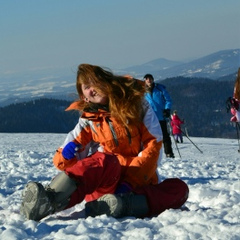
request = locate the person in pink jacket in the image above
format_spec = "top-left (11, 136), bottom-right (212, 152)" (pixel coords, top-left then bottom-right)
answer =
top-left (171, 110), bottom-right (184, 143)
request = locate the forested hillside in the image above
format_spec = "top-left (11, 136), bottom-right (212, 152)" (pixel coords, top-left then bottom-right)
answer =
top-left (0, 98), bottom-right (79, 133)
top-left (0, 77), bottom-right (236, 138)
top-left (161, 77), bottom-right (235, 138)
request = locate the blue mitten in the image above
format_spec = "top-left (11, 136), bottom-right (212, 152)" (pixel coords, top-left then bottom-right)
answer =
top-left (62, 142), bottom-right (81, 160)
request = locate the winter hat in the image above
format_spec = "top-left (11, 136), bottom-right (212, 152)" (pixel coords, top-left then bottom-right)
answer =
top-left (144, 74), bottom-right (154, 81)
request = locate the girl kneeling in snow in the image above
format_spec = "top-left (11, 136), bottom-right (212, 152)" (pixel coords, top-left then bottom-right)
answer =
top-left (20, 64), bottom-right (189, 221)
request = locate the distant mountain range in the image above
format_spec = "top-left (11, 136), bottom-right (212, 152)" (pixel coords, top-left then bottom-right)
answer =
top-left (121, 49), bottom-right (240, 80)
top-left (0, 48), bottom-right (239, 107)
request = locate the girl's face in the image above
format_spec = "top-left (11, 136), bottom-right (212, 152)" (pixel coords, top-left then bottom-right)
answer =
top-left (81, 84), bottom-right (108, 105)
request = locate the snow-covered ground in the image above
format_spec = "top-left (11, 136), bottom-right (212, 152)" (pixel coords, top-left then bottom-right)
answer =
top-left (0, 133), bottom-right (240, 240)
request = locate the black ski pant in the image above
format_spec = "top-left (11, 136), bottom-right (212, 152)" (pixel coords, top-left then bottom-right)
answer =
top-left (159, 120), bottom-right (173, 155)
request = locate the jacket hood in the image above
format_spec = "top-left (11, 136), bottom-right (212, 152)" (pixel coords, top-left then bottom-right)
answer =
top-left (66, 101), bottom-right (109, 112)
top-left (66, 100), bottom-right (110, 120)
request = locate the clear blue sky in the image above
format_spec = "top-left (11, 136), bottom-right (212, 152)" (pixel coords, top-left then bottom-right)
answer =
top-left (1, 0), bottom-right (240, 75)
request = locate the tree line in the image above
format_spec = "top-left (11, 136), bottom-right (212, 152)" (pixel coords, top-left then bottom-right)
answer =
top-left (0, 98), bottom-right (79, 133)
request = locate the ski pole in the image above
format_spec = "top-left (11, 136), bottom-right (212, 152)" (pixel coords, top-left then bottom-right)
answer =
top-left (235, 122), bottom-right (240, 153)
top-left (180, 128), bottom-right (203, 154)
top-left (172, 121), bottom-right (203, 154)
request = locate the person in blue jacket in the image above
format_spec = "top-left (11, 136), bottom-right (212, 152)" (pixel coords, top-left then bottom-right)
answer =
top-left (144, 74), bottom-right (174, 158)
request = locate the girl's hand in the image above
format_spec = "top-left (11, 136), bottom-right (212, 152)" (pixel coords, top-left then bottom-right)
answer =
top-left (62, 142), bottom-right (81, 160)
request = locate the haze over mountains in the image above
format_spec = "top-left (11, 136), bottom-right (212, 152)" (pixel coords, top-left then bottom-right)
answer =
top-left (0, 49), bottom-right (240, 106)
top-left (0, 48), bottom-right (239, 107)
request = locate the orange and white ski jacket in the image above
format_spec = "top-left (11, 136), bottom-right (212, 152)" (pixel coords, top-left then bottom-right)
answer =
top-left (53, 99), bottom-right (163, 188)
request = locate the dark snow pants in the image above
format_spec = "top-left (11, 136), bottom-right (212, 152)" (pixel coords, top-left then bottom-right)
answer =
top-left (159, 120), bottom-right (174, 155)
top-left (64, 151), bottom-right (189, 217)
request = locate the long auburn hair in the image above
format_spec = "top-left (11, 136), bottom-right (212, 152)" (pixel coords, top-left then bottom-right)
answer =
top-left (75, 63), bottom-right (146, 128)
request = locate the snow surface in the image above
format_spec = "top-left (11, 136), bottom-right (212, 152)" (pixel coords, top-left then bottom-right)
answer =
top-left (0, 133), bottom-right (240, 240)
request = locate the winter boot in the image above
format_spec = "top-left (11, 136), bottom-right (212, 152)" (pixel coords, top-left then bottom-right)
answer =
top-left (85, 192), bottom-right (149, 218)
top-left (20, 182), bottom-right (54, 221)
top-left (46, 172), bottom-right (78, 212)
top-left (20, 172), bottom-right (77, 221)
top-left (166, 153), bottom-right (175, 158)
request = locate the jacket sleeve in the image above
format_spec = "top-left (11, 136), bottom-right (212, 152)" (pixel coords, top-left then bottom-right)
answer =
top-left (160, 85), bottom-right (172, 110)
top-left (157, 84), bottom-right (172, 109)
top-left (53, 117), bottom-right (94, 171)
top-left (118, 100), bottom-right (163, 188)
